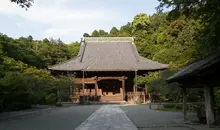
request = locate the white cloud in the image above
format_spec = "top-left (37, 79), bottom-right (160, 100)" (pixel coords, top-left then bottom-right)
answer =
top-left (15, 22), bottom-right (23, 28)
top-left (0, 0), bottom-right (120, 42)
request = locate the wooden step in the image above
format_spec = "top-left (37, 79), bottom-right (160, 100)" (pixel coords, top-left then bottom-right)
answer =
top-left (101, 96), bottom-right (123, 102)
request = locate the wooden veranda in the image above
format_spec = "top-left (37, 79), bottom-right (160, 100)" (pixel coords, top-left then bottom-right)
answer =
top-left (73, 76), bottom-right (129, 98)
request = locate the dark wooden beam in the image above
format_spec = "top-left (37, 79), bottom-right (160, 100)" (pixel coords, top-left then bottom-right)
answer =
top-left (73, 77), bottom-right (96, 84)
top-left (97, 76), bottom-right (127, 81)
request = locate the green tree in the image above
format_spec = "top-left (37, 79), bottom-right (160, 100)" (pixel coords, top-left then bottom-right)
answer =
top-left (2, 57), bottom-right (28, 72)
top-left (157, 0), bottom-right (220, 54)
top-left (132, 13), bottom-right (150, 32)
top-left (0, 42), bottom-right (4, 77)
top-left (91, 30), bottom-right (99, 37)
top-left (109, 27), bottom-right (119, 36)
top-left (98, 30), bottom-right (108, 37)
top-left (83, 33), bottom-right (90, 37)
top-left (10, 0), bottom-right (34, 9)
top-left (27, 35), bottom-right (33, 41)
top-left (67, 42), bottom-right (80, 57)
top-left (118, 22), bottom-right (132, 37)
top-left (43, 38), bottom-right (50, 43)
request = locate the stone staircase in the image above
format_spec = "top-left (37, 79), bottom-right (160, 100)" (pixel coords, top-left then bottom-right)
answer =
top-left (100, 95), bottom-right (123, 102)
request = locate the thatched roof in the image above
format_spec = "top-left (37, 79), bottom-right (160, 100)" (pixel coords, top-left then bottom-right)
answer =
top-left (48, 37), bottom-right (169, 71)
top-left (167, 53), bottom-right (220, 82)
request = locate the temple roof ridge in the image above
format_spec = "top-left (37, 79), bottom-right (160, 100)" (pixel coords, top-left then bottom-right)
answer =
top-left (84, 37), bottom-right (134, 43)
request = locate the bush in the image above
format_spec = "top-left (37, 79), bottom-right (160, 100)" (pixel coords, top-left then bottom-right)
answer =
top-left (175, 104), bottom-right (183, 109)
top-left (215, 88), bottom-right (220, 107)
top-left (163, 104), bottom-right (175, 108)
top-left (45, 93), bottom-right (56, 105)
top-left (0, 99), bottom-right (3, 112)
top-left (0, 72), bottom-right (33, 111)
top-left (55, 102), bottom-right (63, 107)
top-left (5, 102), bottom-right (31, 111)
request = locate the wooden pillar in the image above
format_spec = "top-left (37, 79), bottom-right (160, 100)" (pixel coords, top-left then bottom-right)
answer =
top-left (95, 82), bottom-right (98, 96)
top-left (182, 87), bottom-right (187, 121)
top-left (120, 87), bottom-right (123, 99)
top-left (122, 77), bottom-right (125, 100)
top-left (204, 85), bottom-right (215, 127)
top-left (82, 71), bottom-right (85, 95)
top-left (133, 86), bottom-right (136, 93)
top-left (82, 71), bottom-right (85, 102)
top-left (100, 89), bottom-right (102, 96)
top-left (135, 71), bottom-right (137, 93)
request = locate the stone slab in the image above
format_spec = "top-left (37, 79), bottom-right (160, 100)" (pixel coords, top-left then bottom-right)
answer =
top-left (75, 105), bottom-right (138, 130)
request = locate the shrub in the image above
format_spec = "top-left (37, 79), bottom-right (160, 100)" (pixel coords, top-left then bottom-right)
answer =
top-left (55, 102), bottom-right (63, 107)
top-left (215, 88), bottom-right (220, 107)
top-left (163, 104), bottom-right (175, 108)
top-left (45, 93), bottom-right (56, 105)
top-left (0, 72), bottom-right (33, 111)
top-left (0, 99), bottom-right (3, 112)
top-left (175, 104), bottom-right (183, 109)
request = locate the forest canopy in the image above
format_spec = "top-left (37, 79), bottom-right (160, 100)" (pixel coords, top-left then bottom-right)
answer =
top-left (0, 35), bottom-right (79, 111)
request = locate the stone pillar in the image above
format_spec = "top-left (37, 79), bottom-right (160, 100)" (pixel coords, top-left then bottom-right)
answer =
top-left (204, 85), bottom-right (215, 127)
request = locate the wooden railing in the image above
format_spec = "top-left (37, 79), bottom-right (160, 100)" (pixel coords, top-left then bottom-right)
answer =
top-left (149, 102), bottom-right (204, 112)
top-left (71, 91), bottom-right (148, 103)
top-left (126, 91), bottom-right (146, 103)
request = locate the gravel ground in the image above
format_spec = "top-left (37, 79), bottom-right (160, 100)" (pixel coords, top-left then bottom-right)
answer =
top-left (121, 104), bottom-right (198, 130)
top-left (0, 105), bottom-right (101, 130)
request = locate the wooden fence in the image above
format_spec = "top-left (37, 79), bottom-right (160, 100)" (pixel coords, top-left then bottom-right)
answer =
top-left (126, 92), bottom-right (147, 103)
top-left (149, 102), bottom-right (204, 112)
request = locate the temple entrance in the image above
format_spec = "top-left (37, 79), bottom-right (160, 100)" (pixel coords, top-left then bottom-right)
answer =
top-left (72, 76), bottom-right (127, 103)
top-left (99, 80), bottom-right (121, 96)
top-left (98, 80), bottom-right (123, 102)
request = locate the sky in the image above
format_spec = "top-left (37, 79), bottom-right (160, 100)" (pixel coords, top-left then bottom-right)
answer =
top-left (0, 0), bottom-right (161, 43)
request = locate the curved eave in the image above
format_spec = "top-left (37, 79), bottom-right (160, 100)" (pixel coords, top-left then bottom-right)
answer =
top-left (166, 53), bottom-right (220, 83)
top-left (137, 66), bottom-right (169, 71)
top-left (48, 68), bottom-right (82, 71)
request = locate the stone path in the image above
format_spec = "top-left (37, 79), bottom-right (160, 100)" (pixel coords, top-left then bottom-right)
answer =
top-left (75, 105), bottom-right (138, 130)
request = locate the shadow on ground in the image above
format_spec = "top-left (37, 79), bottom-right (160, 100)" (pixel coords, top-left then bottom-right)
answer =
top-left (121, 104), bottom-right (208, 130)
